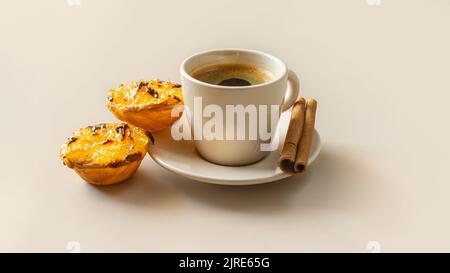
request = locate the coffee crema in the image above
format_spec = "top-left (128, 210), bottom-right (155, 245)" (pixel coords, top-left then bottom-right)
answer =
top-left (190, 63), bottom-right (273, 87)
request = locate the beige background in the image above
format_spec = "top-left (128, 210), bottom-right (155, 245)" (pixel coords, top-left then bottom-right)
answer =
top-left (1, 0), bottom-right (450, 252)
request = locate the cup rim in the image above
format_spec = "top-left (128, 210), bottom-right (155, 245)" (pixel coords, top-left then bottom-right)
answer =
top-left (180, 48), bottom-right (288, 90)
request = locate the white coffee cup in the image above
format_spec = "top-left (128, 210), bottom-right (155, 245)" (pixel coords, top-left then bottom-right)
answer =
top-left (180, 48), bottom-right (299, 166)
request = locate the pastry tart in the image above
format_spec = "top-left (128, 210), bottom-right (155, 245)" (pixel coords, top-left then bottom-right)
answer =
top-left (60, 123), bottom-right (151, 185)
top-left (107, 80), bottom-right (183, 132)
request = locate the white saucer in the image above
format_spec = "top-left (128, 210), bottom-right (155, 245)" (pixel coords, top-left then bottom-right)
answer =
top-left (148, 110), bottom-right (321, 185)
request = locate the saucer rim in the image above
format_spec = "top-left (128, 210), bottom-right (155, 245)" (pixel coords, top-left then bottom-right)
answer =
top-left (147, 129), bottom-right (321, 186)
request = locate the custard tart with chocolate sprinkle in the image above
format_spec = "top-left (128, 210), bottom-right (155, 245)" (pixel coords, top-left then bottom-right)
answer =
top-left (107, 80), bottom-right (183, 132)
top-left (60, 123), bottom-right (150, 185)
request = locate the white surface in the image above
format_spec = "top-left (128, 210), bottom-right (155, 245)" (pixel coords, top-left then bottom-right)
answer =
top-left (148, 111), bottom-right (321, 185)
top-left (1, 0), bottom-right (450, 252)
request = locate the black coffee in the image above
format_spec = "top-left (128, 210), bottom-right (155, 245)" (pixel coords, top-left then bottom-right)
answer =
top-left (191, 63), bottom-right (272, 86)
top-left (218, 78), bottom-right (251, 86)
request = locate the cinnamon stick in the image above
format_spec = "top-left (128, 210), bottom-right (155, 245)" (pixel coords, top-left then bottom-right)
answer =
top-left (278, 97), bottom-right (306, 173)
top-left (294, 99), bottom-right (317, 173)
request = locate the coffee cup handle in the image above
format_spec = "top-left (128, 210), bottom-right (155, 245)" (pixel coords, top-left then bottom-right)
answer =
top-left (281, 70), bottom-right (300, 112)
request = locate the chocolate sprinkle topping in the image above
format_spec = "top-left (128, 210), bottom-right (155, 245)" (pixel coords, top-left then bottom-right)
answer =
top-left (116, 124), bottom-right (129, 139)
top-left (107, 95), bottom-right (113, 102)
top-left (173, 84), bottom-right (182, 88)
top-left (67, 137), bottom-right (77, 144)
top-left (173, 95), bottom-right (181, 102)
top-left (116, 126), bottom-right (123, 137)
top-left (137, 81), bottom-right (147, 91)
top-left (146, 131), bottom-right (156, 145)
top-left (90, 125), bottom-right (97, 135)
top-left (99, 123), bottom-right (107, 130)
top-left (135, 81), bottom-right (158, 98)
top-left (147, 87), bottom-right (158, 98)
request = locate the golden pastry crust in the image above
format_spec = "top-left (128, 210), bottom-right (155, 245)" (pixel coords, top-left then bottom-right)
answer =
top-left (60, 123), bottom-right (150, 185)
top-left (106, 80), bottom-right (183, 132)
